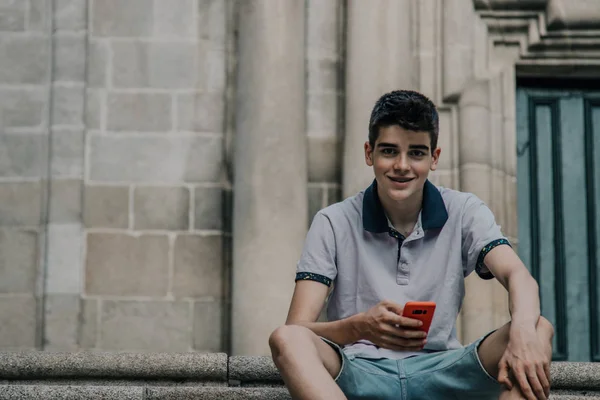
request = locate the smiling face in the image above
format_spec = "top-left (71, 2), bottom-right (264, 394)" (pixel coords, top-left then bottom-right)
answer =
top-left (365, 125), bottom-right (441, 203)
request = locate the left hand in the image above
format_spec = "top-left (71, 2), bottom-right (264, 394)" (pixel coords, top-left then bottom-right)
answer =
top-left (497, 325), bottom-right (551, 400)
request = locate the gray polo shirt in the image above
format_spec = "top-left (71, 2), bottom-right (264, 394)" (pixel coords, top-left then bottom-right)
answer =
top-left (295, 180), bottom-right (510, 360)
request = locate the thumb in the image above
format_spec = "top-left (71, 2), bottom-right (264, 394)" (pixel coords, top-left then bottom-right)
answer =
top-left (497, 361), bottom-right (513, 390)
top-left (383, 301), bottom-right (404, 315)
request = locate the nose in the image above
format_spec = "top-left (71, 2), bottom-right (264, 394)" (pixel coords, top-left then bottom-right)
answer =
top-left (394, 153), bottom-right (410, 172)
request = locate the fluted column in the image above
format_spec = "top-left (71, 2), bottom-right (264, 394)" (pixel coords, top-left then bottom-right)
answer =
top-left (232, 1), bottom-right (307, 355)
top-left (342, 0), bottom-right (417, 198)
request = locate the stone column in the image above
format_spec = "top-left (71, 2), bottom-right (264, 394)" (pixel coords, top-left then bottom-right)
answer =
top-left (342, 0), bottom-right (417, 198)
top-left (232, 1), bottom-right (307, 356)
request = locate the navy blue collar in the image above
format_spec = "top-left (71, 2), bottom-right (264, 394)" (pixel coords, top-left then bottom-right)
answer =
top-left (362, 179), bottom-right (448, 233)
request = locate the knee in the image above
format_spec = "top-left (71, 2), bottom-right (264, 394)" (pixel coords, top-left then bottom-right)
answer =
top-left (269, 325), bottom-right (312, 357)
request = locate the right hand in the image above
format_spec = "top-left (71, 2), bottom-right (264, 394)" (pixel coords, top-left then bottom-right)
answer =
top-left (354, 300), bottom-right (428, 351)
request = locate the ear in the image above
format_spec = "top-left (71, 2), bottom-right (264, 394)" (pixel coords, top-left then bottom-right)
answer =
top-left (430, 147), bottom-right (441, 171)
top-left (364, 141), bottom-right (374, 166)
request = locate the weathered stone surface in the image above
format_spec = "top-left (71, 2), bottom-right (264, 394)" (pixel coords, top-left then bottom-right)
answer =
top-left (0, 181), bottom-right (42, 226)
top-left (46, 223), bottom-right (82, 294)
top-left (307, 92), bottom-right (338, 134)
top-left (327, 185), bottom-right (341, 205)
top-left (27, 0), bottom-right (49, 31)
top-left (0, 36), bottom-right (49, 84)
top-left (154, 0), bottom-right (196, 37)
top-left (88, 134), bottom-right (223, 183)
top-left (172, 234), bottom-right (222, 298)
top-left (0, 385), bottom-right (142, 400)
top-left (0, 89), bottom-right (46, 128)
top-left (194, 187), bottom-right (222, 230)
top-left (546, 0), bottom-right (600, 30)
top-left (307, 58), bottom-right (338, 93)
top-left (85, 233), bottom-right (169, 296)
top-left (43, 294), bottom-right (80, 350)
top-left (176, 92), bottom-right (225, 133)
top-left (91, 0), bottom-right (152, 37)
top-left (54, 0), bottom-right (86, 31)
top-left (0, 133), bottom-right (45, 178)
top-left (50, 129), bottom-right (84, 178)
top-left (307, 136), bottom-right (341, 183)
top-left (0, 229), bottom-right (37, 293)
top-left (106, 93), bottom-right (171, 132)
top-left (229, 356), bottom-right (282, 382)
top-left (0, 352), bottom-right (228, 380)
top-left (87, 40), bottom-right (107, 87)
top-left (307, 185), bottom-right (323, 225)
top-left (145, 387), bottom-right (291, 400)
top-left (111, 42), bottom-right (197, 89)
top-left (551, 362), bottom-right (600, 390)
top-left (0, 0), bottom-right (26, 31)
top-left (99, 300), bottom-right (190, 352)
top-left (78, 298), bottom-right (97, 348)
top-left (0, 295), bottom-right (37, 347)
top-left (54, 34), bottom-right (86, 82)
top-left (85, 89), bottom-right (102, 130)
top-left (52, 85), bottom-right (84, 126)
top-left (134, 186), bottom-right (189, 230)
top-left (49, 179), bottom-right (81, 223)
top-left (198, 0), bottom-right (227, 46)
top-left (83, 185), bottom-right (129, 229)
top-left (193, 300), bottom-right (222, 352)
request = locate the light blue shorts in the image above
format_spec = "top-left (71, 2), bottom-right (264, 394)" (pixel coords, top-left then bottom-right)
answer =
top-left (322, 334), bottom-right (503, 400)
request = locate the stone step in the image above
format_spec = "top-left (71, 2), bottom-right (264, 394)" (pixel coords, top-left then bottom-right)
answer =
top-left (0, 385), bottom-right (291, 400)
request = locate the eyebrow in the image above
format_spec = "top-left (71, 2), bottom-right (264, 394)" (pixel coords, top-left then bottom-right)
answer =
top-left (376, 143), bottom-right (430, 151)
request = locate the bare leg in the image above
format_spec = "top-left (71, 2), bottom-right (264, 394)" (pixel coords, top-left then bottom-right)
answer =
top-left (476, 316), bottom-right (554, 399)
top-left (269, 325), bottom-right (346, 400)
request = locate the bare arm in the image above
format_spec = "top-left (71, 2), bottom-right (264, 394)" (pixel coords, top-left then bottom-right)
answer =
top-left (285, 280), bottom-right (362, 345)
top-left (286, 280), bottom-right (426, 350)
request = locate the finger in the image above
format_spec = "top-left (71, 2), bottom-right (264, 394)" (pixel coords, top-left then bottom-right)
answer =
top-left (381, 300), bottom-right (404, 315)
top-left (497, 362), bottom-right (513, 389)
top-left (543, 361), bottom-right (551, 386)
top-left (385, 313), bottom-right (423, 329)
top-left (535, 364), bottom-right (551, 399)
top-left (514, 366), bottom-right (537, 400)
top-left (526, 368), bottom-right (546, 400)
top-left (381, 324), bottom-right (427, 339)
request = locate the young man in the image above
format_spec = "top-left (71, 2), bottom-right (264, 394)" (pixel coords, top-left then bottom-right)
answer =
top-left (269, 90), bottom-right (555, 400)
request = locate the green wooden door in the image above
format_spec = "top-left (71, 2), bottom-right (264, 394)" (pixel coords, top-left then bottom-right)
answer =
top-left (517, 86), bottom-right (600, 362)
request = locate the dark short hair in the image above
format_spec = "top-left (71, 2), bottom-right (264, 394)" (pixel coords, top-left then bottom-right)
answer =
top-left (368, 90), bottom-right (439, 150)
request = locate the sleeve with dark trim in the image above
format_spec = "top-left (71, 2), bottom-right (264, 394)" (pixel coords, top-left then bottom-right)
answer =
top-left (295, 212), bottom-right (337, 287)
top-left (461, 195), bottom-right (510, 279)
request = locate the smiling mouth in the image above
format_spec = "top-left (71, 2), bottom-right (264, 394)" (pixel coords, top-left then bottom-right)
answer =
top-left (388, 176), bottom-right (415, 183)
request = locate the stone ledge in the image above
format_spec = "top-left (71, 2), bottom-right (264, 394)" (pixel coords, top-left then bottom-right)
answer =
top-left (0, 352), bottom-right (228, 381)
top-left (229, 356), bottom-right (281, 383)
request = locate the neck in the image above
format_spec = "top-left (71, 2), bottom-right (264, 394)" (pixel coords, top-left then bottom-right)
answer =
top-left (377, 184), bottom-right (423, 234)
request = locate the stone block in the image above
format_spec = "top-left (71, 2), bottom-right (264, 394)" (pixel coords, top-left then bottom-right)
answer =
top-left (222, 189), bottom-right (232, 233)
top-left (193, 300), bottom-right (222, 351)
top-left (85, 233), bottom-right (169, 296)
top-left (194, 187), bottom-right (222, 230)
top-left (307, 92), bottom-right (338, 134)
top-left (146, 387), bottom-right (291, 400)
top-left (53, 0), bottom-right (86, 31)
top-left (87, 40), bottom-right (108, 87)
top-left (91, 0), bottom-right (153, 37)
top-left (306, 0), bottom-right (339, 56)
top-left (198, 0), bottom-right (227, 49)
top-left (176, 92), bottom-right (225, 133)
top-left (0, 386), bottom-right (143, 400)
top-left (49, 179), bottom-right (81, 223)
top-left (228, 356), bottom-right (281, 382)
top-left (307, 136), bottom-right (340, 182)
top-left (43, 293), bottom-right (80, 350)
top-left (27, 0), bottom-right (49, 31)
top-left (327, 186), bottom-right (341, 205)
top-left (154, 0), bottom-right (196, 37)
top-left (307, 58), bottom-right (338, 93)
top-left (0, 0), bottom-right (26, 31)
top-left (134, 186), bottom-right (189, 230)
top-left (89, 134), bottom-right (223, 183)
top-left (172, 234), bottom-right (222, 298)
top-left (50, 129), bottom-right (84, 178)
top-left (199, 48), bottom-right (226, 92)
top-left (307, 186), bottom-right (323, 225)
top-left (79, 298), bottom-right (97, 348)
top-left (0, 133), bottom-right (45, 178)
top-left (99, 300), bottom-right (190, 352)
top-left (83, 185), bottom-right (129, 229)
top-left (0, 228), bottom-right (38, 293)
top-left (0, 181), bottom-right (42, 226)
top-left (52, 85), bottom-right (85, 126)
top-left (0, 89), bottom-right (46, 128)
top-left (54, 33), bottom-right (86, 82)
top-left (112, 42), bottom-right (197, 90)
top-left (85, 89), bottom-right (102, 130)
top-left (46, 223), bottom-right (82, 294)
top-left (0, 36), bottom-right (49, 84)
top-left (0, 295), bottom-right (37, 347)
top-left (106, 92), bottom-right (171, 132)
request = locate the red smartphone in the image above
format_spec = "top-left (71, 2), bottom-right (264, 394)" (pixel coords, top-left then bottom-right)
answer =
top-left (402, 301), bottom-right (436, 334)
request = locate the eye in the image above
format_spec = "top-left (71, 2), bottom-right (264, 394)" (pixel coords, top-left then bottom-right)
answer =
top-left (409, 150), bottom-right (426, 157)
top-left (381, 148), bottom-right (397, 156)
